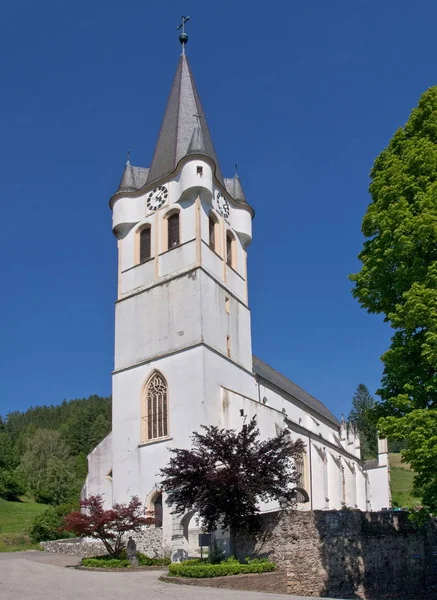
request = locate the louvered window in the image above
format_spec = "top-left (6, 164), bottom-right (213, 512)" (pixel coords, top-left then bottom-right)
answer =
top-left (145, 372), bottom-right (168, 441)
top-left (140, 227), bottom-right (151, 263)
top-left (209, 216), bottom-right (216, 251)
top-left (168, 213), bottom-right (180, 249)
top-left (226, 233), bottom-right (234, 267)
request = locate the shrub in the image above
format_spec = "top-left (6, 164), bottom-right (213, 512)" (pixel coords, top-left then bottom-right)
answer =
top-left (29, 503), bottom-right (77, 543)
top-left (81, 552), bottom-right (170, 569)
top-left (168, 558), bottom-right (276, 578)
top-left (82, 557), bottom-right (131, 568)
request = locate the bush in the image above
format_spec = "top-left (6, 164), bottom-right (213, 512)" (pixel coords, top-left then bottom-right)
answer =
top-left (168, 558), bottom-right (276, 578)
top-left (28, 503), bottom-right (77, 543)
top-left (82, 557), bottom-right (131, 568)
top-left (81, 552), bottom-right (170, 569)
top-left (0, 469), bottom-right (25, 500)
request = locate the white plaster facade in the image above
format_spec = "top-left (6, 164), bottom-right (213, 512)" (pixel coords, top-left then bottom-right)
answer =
top-left (84, 50), bottom-right (390, 558)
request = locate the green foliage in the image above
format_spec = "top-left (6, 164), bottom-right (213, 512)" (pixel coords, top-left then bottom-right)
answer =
top-left (379, 410), bottom-right (437, 512)
top-left (28, 503), bottom-right (77, 543)
top-left (0, 497), bottom-right (48, 552)
top-left (350, 86), bottom-right (437, 513)
top-left (138, 554), bottom-right (170, 566)
top-left (82, 557), bottom-right (131, 568)
top-left (168, 557), bottom-right (276, 578)
top-left (80, 553), bottom-right (170, 568)
top-left (348, 384), bottom-right (378, 458)
top-left (0, 395), bottom-right (111, 506)
top-left (160, 417), bottom-right (305, 555)
top-left (208, 539), bottom-right (226, 564)
top-left (0, 470), bottom-right (25, 501)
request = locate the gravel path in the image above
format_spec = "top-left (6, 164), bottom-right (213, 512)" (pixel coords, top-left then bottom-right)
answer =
top-left (0, 552), bottom-right (344, 600)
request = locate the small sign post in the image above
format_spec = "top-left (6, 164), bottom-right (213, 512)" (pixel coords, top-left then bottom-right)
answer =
top-left (198, 533), bottom-right (212, 560)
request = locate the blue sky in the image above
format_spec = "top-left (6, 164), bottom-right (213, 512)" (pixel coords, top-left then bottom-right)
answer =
top-left (0, 0), bottom-right (435, 419)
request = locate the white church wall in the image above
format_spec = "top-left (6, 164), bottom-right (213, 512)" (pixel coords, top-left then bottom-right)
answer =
top-left (199, 271), bottom-right (252, 372)
top-left (230, 205), bottom-right (252, 247)
top-left (202, 243), bottom-right (223, 281)
top-left (225, 263), bottom-right (246, 302)
top-left (159, 239), bottom-right (196, 278)
top-left (120, 258), bottom-right (155, 297)
top-left (114, 269), bottom-right (202, 371)
top-left (111, 345), bottom-right (207, 545)
top-left (343, 460), bottom-right (357, 508)
top-left (355, 466), bottom-right (368, 511)
top-left (367, 466), bottom-right (391, 511)
top-left (84, 432), bottom-right (113, 508)
top-left (310, 441), bottom-right (329, 510)
top-left (112, 194), bottom-right (145, 236)
top-left (327, 452), bottom-right (342, 509)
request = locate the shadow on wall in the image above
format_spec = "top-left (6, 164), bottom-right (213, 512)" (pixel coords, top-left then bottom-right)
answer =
top-left (237, 510), bottom-right (437, 600)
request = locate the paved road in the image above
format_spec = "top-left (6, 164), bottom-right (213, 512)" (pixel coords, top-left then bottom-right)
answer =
top-left (0, 552), bottom-right (344, 600)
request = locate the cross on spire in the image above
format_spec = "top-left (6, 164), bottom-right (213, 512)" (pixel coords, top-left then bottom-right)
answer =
top-left (177, 16), bottom-right (190, 53)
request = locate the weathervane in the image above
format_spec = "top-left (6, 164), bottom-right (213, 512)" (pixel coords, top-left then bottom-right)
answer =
top-left (177, 16), bottom-right (190, 53)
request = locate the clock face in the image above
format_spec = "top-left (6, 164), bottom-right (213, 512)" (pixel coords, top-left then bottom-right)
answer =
top-left (214, 190), bottom-right (230, 218)
top-left (146, 185), bottom-right (168, 211)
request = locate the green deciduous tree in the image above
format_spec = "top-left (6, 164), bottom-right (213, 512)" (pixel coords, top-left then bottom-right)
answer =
top-left (348, 384), bottom-right (378, 459)
top-left (350, 86), bottom-right (437, 512)
top-left (19, 429), bottom-right (73, 503)
top-left (160, 417), bottom-right (305, 555)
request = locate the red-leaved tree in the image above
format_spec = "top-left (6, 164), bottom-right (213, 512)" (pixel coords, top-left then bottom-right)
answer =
top-left (64, 495), bottom-right (149, 557)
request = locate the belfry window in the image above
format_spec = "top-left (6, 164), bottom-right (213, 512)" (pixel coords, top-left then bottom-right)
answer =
top-left (209, 213), bottom-right (218, 252)
top-left (226, 232), bottom-right (235, 268)
top-left (139, 227), bottom-right (151, 263)
top-left (168, 213), bottom-right (180, 249)
top-left (143, 372), bottom-right (168, 441)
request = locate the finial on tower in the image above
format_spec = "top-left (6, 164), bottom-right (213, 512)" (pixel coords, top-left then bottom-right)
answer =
top-left (126, 149), bottom-right (131, 165)
top-left (177, 16), bottom-right (190, 53)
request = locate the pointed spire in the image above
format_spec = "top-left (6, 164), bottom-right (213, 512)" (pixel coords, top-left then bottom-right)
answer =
top-left (147, 54), bottom-right (224, 186)
top-left (231, 173), bottom-right (247, 203)
top-left (118, 161), bottom-right (136, 192)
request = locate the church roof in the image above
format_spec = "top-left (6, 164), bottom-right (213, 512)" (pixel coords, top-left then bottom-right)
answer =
top-left (117, 163), bottom-right (149, 192)
top-left (252, 356), bottom-right (340, 427)
top-left (224, 174), bottom-right (247, 204)
top-left (147, 54), bottom-right (224, 186)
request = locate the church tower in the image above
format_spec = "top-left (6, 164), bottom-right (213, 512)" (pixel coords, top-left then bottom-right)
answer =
top-left (105, 29), bottom-right (254, 532)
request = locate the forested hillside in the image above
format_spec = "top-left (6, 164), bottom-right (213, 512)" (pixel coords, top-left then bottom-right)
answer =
top-left (0, 395), bottom-right (111, 505)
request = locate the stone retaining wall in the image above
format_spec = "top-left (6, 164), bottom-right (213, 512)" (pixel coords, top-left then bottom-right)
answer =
top-left (237, 510), bottom-right (437, 599)
top-left (41, 527), bottom-right (164, 558)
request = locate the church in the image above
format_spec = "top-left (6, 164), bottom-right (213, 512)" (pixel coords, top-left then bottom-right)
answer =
top-left (84, 29), bottom-right (390, 555)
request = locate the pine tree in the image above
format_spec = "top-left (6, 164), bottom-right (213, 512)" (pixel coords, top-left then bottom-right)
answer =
top-left (348, 385), bottom-right (378, 459)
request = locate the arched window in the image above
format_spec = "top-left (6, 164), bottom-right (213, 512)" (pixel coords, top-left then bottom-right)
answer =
top-left (226, 231), bottom-right (236, 268)
top-left (139, 226), bottom-right (151, 263)
top-left (209, 213), bottom-right (219, 253)
top-left (143, 372), bottom-right (168, 441)
top-left (295, 453), bottom-right (305, 488)
top-left (294, 442), bottom-right (308, 503)
top-left (167, 212), bottom-right (180, 249)
top-left (153, 493), bottom-right (163, 528)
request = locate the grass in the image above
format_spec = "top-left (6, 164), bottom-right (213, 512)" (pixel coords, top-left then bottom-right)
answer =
top-left (389, 453), bottom-right (422, 509)
top-left (0, 497), bottom-right (48, 552)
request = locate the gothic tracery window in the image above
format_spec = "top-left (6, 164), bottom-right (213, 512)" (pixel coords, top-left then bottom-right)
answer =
top-left (145, 372), bottom-right (168, 441)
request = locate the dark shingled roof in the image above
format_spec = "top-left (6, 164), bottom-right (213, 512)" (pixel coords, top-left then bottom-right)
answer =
top-left (224, 174), bottom-right (247, 204)
top-left (147, 54), bottom-right (224, 186)
top-left (253, 356), bottom-right (340, 426)
top-left (117, 163), bottom-right (149, 192)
